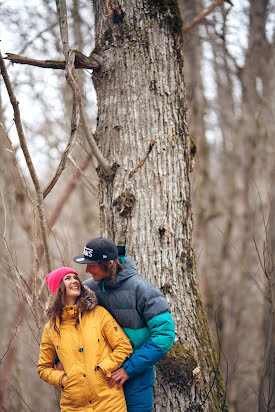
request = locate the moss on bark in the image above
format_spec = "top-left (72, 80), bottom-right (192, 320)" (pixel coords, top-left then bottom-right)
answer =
top-left (147, 0), bottom-right (183, 35)
top-left (157, 339), bottom-right (197, 392)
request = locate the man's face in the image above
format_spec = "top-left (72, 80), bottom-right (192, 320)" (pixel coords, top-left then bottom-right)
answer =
top-left (86, 263), bottom-right (108, 281)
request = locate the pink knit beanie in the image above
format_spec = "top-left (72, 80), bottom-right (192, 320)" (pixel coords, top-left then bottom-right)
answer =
top-left (46, 267), bottom-right (79, 294)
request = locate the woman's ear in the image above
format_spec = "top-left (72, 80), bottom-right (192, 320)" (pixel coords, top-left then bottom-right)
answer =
top-left (109, 260), bottom-right (114, 266)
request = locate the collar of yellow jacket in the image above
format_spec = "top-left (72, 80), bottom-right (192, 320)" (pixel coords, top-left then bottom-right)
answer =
top-left (61, 304), bottom-right (78, 320)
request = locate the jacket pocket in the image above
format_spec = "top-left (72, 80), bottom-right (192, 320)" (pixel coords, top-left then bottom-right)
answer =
top-left (94, 369), bottom-right (110, 392)
top-left (60, 367), bottom-right (82, 407)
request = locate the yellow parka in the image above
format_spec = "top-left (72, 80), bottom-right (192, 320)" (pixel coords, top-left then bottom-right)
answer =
top-left (37, 289), bottom-right (132, 412)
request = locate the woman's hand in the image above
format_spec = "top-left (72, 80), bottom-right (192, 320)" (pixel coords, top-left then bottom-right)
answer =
top-left (61, 374), bottom-right (68, 384)
top-left (107, 368), bottom-right (129, 389)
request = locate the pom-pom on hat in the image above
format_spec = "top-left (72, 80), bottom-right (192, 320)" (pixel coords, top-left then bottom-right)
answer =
top-left (46, 267), bottom-right (79, 294)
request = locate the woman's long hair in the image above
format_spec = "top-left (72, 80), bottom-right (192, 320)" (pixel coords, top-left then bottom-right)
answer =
top-left (45, 277), bottom-right (87, 334)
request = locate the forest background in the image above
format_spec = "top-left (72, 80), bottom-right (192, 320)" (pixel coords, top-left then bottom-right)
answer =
top-left (0, 0), bottom-right (274, 411)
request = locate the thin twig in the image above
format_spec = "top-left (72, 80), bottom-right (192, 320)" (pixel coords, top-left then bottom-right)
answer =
top-left (0, 314), bottom-right (24, 364)
top-left (213, 221), bottom-right (267, 295)
top-left (67, 154), bottom-right (98, 194)
top-left (43, 0), bottom-right (85, 197)
top-left (0, 51), bottom-right (52, 274)
top-left (129, 140), bottom-right (156, 179)
top-left (183, 0), bottom-right (230, 34)
top-left (9, 384), bottom-right (33, 412)
top-left (43, 50), bottom-right (81, 198)
top-left (46, 152), bottom-right (95, 230)
top-left (0, 186), bottom-right (7, 238)
top-left (18, 22), bottom-right (58, 57)
top-left (80, 105), bottom-right (113, 175)
top-left (0, 123), bottom-right (34, 204)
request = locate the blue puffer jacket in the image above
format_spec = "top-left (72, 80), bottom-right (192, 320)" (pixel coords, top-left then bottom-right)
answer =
top-left (84, 256), bottom-right (175, 412)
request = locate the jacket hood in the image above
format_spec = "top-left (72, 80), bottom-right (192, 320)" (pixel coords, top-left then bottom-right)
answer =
top-left (45, 285), bottom-right (97, 317)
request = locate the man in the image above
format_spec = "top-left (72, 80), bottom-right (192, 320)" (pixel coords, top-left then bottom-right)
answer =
top-left (73, 237), bottom-right (175, 412)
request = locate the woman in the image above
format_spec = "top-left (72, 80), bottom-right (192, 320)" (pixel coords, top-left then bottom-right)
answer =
top-left (37, 266), bottom-right (132, 412)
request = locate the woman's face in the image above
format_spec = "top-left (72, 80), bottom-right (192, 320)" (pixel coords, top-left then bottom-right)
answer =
top-left (86, 262), bottom-right (111, 281)
top-left (62, 273), bottom-right (81, 305)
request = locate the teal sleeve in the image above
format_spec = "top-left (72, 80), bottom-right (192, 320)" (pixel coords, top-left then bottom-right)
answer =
top-left (147, 312), bottom-right (175, 352)
top-left (123, 312), bottom-right (175, 377)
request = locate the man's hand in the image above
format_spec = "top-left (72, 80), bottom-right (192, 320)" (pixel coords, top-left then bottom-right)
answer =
top-left (107, 368), bottom-right (130, 389)
top-left (56, 361), bottom-right (65, 371)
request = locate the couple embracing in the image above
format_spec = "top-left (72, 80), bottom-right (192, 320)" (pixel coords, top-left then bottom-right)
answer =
top-left (38, 237), bottom-right (175, 412)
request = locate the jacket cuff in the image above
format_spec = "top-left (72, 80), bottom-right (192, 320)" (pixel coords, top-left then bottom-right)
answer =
top-left (123, 339), bottom-right (166, 377)
top-left (59, 372), bottom-right (67, 389)
top-left (96, 362), bottom-right (112, 378)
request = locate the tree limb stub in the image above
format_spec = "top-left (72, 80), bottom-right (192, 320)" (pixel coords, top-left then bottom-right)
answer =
top-left (129, 140), bottom-right (156, 179)
top-left (5, 51), bottom-right (100, 71)
top-left (183, 0), bottom-right (232, 34)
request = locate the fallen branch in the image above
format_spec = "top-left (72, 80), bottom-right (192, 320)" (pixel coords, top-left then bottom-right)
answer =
top-left (129, 140), bottom-right (156, 179)
top-left (5, 50), bottom-right (100, 71)
top-left (183, 0), bottom-right (233, 34)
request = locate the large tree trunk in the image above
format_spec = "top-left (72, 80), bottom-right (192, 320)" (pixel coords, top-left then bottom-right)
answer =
top-left (92, 0), bottom-right (226, 410)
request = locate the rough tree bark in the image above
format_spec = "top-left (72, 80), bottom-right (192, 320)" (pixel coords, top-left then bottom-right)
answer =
top-left (92, 0), bottom-right (226, 410)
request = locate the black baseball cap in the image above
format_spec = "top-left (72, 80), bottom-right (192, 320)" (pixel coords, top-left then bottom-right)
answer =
top-left (73, 237), bottom-right (118, 264)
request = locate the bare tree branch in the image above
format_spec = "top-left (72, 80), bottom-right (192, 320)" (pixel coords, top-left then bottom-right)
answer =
top-left (0, 185), bottom-right (7, 238)
top-left (45, 0), bottom-right (114, 196)
top-left (0, 123), bottom-right (34, 205)
top-left (56, 0), bottom-right (70, 58)
top-left (67, 154), bottom-right (97, 194)
top-left (47, 152), bottom-right (94, 229)
top-left (43, 0), bottom-right (102, 197)
top-left (80, 106), bottom-right (114, 175)
top-left (18, 22), bottom-right (58, 56)
top-left (0, 149), bottom-right (96, 409)
top-left (42, 50), bottom-right (81, 198)
top-left (0, 293), bottom-right (27, 410)
top-left (0, 51), bottom-right (52, 273)
top-left (5, 51), bottom-right (100, 71)
top-left (129, 140), bottom-right (156, 179)
top-left (9, 384), bottom-right (32, 412)
top-left (183, 0), bottom-right (232, 34)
